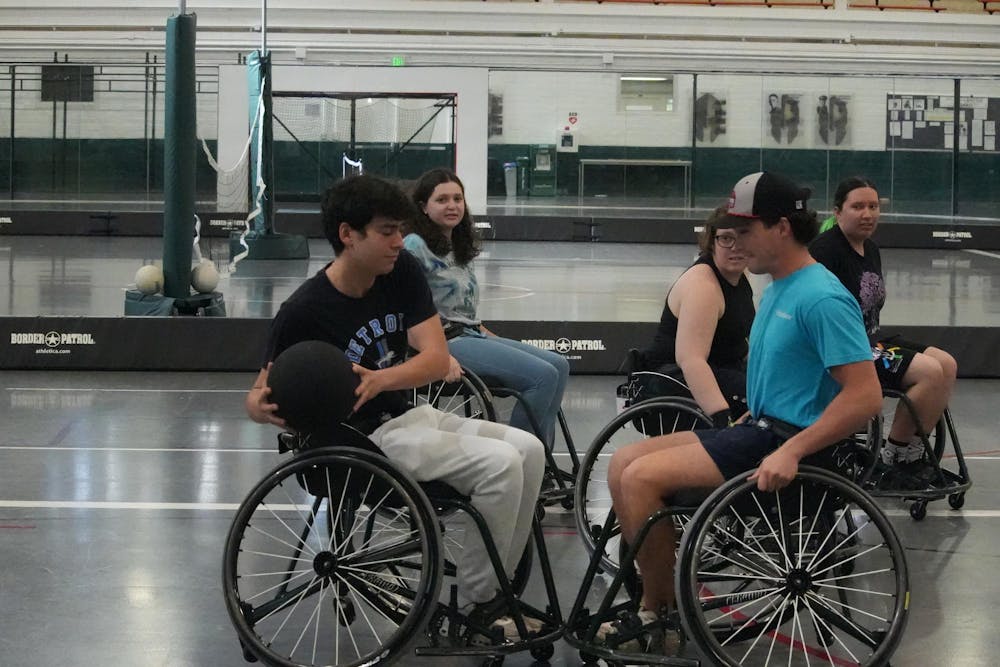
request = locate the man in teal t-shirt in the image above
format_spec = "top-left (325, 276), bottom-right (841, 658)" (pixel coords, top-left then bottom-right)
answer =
top-left (598, 172), bottom-right (883, 643)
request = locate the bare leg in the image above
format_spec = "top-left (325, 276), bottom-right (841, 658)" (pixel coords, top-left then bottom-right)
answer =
top-left (616, 441), bottom-right (725, 612)
top-left (888, 352), bottom-right (949, 443)
top-left (607, 431), bottom-right (700, 514)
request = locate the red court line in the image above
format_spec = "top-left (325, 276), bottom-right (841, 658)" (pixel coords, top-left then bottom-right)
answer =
top-left (699, 584), bottom-right (858, 666)
top-left (0, 524), bottom-right (36, 529)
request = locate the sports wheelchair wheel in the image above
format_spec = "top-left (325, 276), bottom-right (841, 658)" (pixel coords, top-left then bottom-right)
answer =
top-left (676, 466), bottom-right (909, 667)
top-left (412, 372), bottom-right (496, 422)
top-left (223, 447), bottom-right (443, 667)
top-left (574, 397), bottom-right (711, 575)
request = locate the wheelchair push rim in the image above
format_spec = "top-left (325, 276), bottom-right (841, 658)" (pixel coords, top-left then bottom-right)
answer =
top-left (676, 466), bottom-right (910, 667)
top-left (222, 447), bottom-right (443, 667)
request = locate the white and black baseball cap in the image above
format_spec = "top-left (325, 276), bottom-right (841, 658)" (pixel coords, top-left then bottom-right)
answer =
top-left (718, 171), bottom-right (812, 228)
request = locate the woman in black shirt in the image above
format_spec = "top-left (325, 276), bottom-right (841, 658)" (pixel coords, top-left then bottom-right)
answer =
top-left (640, 206), bottom-right (755, 427)
top-left (810, 176), bottom-right (958, 473)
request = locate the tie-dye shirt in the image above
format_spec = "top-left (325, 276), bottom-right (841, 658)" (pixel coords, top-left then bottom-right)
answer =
top-left (403, 233), bottom-right (480, 326)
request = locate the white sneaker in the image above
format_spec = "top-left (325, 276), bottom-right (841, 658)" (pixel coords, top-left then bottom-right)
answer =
top-left (880, 441), bottom-right (906, 465)
top-left (903, 436), bottom-right (927, 463)
top-left (491, 614), bottom-right (544, 638)
top-left (596, 608), bottom-right (661, 650)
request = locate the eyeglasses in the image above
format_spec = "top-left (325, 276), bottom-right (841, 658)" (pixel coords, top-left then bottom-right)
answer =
top-left (715, 234), bottom-right (737, 249)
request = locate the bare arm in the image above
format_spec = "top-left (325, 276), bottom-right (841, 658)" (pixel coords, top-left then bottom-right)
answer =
top-left (245, 364), bottom-right (287, 428)
top-left (673, 266), bottom-right (730, 419)
top-left (351, 316), bottom-right (451, 411)
top-left (750, 360), bottom-right (882, 491)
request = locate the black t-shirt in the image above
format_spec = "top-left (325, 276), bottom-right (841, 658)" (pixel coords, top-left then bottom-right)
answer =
top-left (809, 225), bottom-right (885, 339)
top-left (643, 254), bottom-right (755, 370)
top-left (262, 250), bottom-right (438, 424)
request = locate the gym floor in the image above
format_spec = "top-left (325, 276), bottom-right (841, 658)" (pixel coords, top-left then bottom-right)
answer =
top-left (2, 236), bottom-right (999, 666)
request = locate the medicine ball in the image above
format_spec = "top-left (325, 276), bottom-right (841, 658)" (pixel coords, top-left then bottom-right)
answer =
top-left (267, 340), bottom-right (359, 435)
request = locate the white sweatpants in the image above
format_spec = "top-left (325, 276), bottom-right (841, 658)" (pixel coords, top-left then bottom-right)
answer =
top-left (371, 404), bottom-right (545, 604)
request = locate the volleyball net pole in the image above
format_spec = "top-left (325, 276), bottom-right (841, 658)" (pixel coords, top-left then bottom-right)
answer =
top-left (228, 0), bottom-right (309, 262)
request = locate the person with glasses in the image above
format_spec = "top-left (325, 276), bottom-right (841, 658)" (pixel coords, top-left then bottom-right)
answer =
top-left (633, 205), bottom-right (755, 428)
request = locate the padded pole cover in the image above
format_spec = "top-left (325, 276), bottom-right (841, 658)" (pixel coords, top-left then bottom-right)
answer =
top-left (247, 50), bottom-right (274, 236)
top-left (162, 13), bottom-right (197, 299)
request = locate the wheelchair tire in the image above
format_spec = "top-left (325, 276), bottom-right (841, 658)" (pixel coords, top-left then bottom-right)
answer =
top-left (676, 466), bottom-right (909, 667)
top-left (411, 373), bottom-right (497, 422)
top-left (574, 397), bottom-right (710, 575)
top-left (223, 447), bottom-right (443, 667)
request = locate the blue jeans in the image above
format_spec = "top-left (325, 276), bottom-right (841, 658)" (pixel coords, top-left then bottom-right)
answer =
top-left (449, 333), bottom-right (570, 447)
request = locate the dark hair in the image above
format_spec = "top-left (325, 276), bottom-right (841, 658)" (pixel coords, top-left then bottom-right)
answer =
top-left (697, 205), bottom-right (732, 255)
top-left (321, 175), bottom-right (415, 252)
top-left (761, 208), bottom-right (820, 246)
top-left (833, 176), bottom-right (879, 210)
top-left (407, 168), bottom-right (481, 266)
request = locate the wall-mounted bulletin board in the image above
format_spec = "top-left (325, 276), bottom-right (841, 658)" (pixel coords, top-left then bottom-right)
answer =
top-left (887, 94), bottom-right (999, 152)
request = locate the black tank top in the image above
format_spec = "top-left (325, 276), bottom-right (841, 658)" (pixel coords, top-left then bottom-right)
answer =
top-left (642, 254), bottom-right (754, 370)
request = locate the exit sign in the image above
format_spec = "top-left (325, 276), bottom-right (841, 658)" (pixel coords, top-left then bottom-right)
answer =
top-left (392, 56), bottom-right (405, 67)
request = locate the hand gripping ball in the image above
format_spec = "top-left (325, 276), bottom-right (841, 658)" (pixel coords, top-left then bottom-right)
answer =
top-left (267, 340), bottom-right (360, 437)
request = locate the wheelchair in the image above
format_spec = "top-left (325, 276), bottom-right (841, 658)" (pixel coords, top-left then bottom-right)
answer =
top-left (566, 437), bottom-right (911, 667)
top-left (223, 383), bottom-right (565, 667)
top-left (858, 388), bottom-right (972, 521)
top-left (459, 366), bottom-right (582, 511)
top-left (408, 351), bottom-right (581, 511)
top-left (575, 365), bottom-right (715, 576)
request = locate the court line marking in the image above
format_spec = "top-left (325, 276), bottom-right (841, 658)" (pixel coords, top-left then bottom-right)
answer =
top-left (964, 249), bottom-right (1000, 261)
top-left (2, 499), bottom-right (998, 518)
top-left (0, 446), bottom-right (274, 453)
top-left (4, 387), bottom-right (247, 393)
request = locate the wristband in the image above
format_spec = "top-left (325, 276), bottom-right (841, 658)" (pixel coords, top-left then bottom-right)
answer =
top-left (710, 409), bottom-right (732, 430)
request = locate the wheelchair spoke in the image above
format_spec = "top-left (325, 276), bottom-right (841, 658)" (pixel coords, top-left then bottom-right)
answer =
top-left (250, 503), bottom-right (319, 558)
top-left (802, 595), bottom-right (861, 665)
top-left (326, 465), bottom-right (353, 552)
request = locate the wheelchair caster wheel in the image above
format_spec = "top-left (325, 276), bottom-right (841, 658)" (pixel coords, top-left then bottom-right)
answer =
top-left (949, 492), bottom-right (965, 509)
top-left (530, 643), bottom-right (555, 661)
top-left (910, 500), bottom-right (927, 521)
top-left (482, 656), bottom-right (504, 667)
top-left (560, 496), bottom-right (575, 511)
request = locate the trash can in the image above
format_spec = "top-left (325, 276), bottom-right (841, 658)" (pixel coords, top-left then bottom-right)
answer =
top-left (503, 162), bottom-right (517, 198)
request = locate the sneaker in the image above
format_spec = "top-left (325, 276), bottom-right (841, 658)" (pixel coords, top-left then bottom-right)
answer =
top-left (463, 596), bottom-right (544, 641)
top-left (903, 437), bottom-right (928, 464)
top-left (880, 441), bottom-right (906, 465)
top-left (491, 614), bottom-right (544, 639)
top-left (596, 608), bottom-right (663, 651)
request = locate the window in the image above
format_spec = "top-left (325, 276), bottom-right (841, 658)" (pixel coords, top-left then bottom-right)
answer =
top-left (618, 75), bottom-right (673, 112)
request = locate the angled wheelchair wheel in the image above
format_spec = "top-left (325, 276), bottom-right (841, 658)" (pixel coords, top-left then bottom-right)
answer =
top-left (676, 466), bottom-right (909, 667)
top-left (412, 373), bottom-right (497, 422)
top-left (574, 397), bottom-right (711, 574)
top-left (223, 447), bottom-right (443, 667)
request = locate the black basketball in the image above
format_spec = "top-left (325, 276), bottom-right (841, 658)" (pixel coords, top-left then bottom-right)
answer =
top-left (267, 340), bottom-right (360, 434)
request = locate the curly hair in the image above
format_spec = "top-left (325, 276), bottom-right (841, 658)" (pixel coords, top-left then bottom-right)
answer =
top-left (321, 174), bottom-right (414, 253)
top-left (407, 168), bottom-right (481, 266)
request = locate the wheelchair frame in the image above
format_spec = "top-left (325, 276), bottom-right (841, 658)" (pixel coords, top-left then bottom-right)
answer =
top-left (859, 388), bottom-right (972, 520)
top-left (223, 426), bottom-right (564, 667)
top-left (565, 463), bottom-right (911, 667)
top-left (460, 366), bottom-right (582, 511)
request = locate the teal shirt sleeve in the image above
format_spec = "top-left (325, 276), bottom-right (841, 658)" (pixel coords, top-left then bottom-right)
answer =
top-left (802, 290), bottom-right (872, 370)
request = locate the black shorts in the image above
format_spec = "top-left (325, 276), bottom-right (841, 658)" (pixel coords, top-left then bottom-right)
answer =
top-left (696, 422), bottom-right (783, 481)
top-left (872, 335), bottom-right (926, 390)
top-left (697, 421), bottom-right (857, 481)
